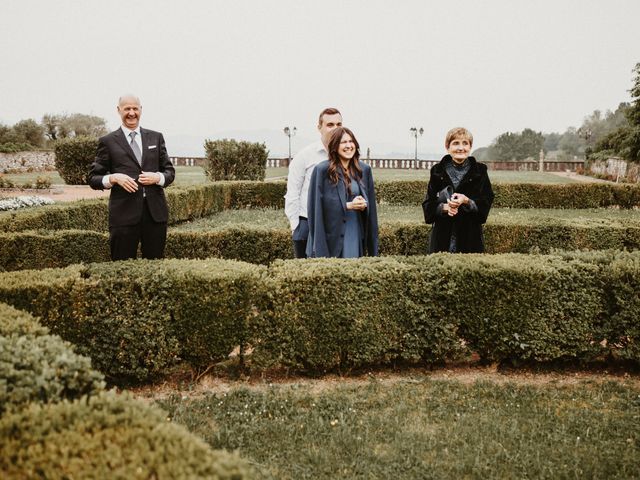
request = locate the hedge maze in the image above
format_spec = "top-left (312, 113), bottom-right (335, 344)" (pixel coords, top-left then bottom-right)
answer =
top-left (1, 179), bottom-right (639, 476)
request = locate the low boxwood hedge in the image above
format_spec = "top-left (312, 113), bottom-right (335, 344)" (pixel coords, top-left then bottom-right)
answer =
top-left (0, 391), bottom-right (253, 479)
top-left (0, 302), bottom-right (105, 416)
top-left (2, 220), bottom-right (638, 271)
top-left (0, 253), bottom-right (638, 380)
top-left (0, 259), bottom-right (266, 382)
top-left (2, 181), bottom-right (639, 234)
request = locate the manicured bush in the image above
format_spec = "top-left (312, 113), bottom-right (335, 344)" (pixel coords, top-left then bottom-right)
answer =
top-left (254, 257), bottom-right (465, 371)
top-left (0, 301), bottom-right (48, 337)
top-left (0, 254), bottom-right (638, 378)
top-left (0, 391), bottom-right (254, 479)
top-left (0, 260), bottom-right (266, 383)
top-left (605, 251), bottom-right (640, 360)
top-left (1, 219), bottom-right (639, 272)
top-left (53, 135), bottom-right (98, 185)
top-left (0, 229), bottom-right (109, 270)
top-left (0, 302), bottom-right (105, 415)
top-left (167, 228), bottom-right (292, 264)
top-left (2, 181), bottom-right (639, 236)
top-left (204, 138), bottom-right (268, 181)
top-left (378, 180), bottom-right (640, 208)
top-left (0, 198), bottom-right (108, 232)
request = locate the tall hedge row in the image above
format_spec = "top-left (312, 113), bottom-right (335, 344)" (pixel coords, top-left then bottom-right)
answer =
top-left (2, 181), bottom-right (639, 234)
top-left (2, 221), bottom-right (639, 272)
top-left (0, 253), bottom-right (638, 381)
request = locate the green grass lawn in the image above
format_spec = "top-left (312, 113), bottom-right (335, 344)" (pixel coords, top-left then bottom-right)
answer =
top-left (2, 167), bottom-right (586, 187)
top-left (171, 206), bottom-right (640, 232)
top-left (156, 375), bottom-right (640, 479)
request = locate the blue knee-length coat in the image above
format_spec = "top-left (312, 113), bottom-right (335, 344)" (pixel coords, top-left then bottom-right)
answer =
top-left (306, 160), bottom-right (379, 258)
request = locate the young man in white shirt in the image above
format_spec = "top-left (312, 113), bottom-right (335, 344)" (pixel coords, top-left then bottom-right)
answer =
top-left (284, 108), bottom-right (343, 258)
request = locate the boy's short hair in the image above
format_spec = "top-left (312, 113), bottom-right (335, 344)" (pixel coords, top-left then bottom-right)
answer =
top-left (445, 127), bottom-right (473, 148)
top-left (318, 107), bottom-right (341, 126)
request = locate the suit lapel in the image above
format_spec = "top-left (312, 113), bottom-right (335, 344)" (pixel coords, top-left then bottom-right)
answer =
top-left (140, 128), bottom-right (150, 168)
top-left (114, 129), bottom-right (142, 169)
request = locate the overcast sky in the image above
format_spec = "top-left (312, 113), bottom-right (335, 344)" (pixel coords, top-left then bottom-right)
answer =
top-left (1, 0), bottom-right (639, 157)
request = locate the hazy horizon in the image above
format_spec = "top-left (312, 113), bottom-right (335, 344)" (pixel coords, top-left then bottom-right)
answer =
top-left (2, 0), bottom-right (639, 157)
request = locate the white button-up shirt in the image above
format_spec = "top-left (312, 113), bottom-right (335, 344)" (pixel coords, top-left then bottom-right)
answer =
top-left (284, 140), bottom-right (328, 231)
top-left (103, 125), bottom-right (165, 188)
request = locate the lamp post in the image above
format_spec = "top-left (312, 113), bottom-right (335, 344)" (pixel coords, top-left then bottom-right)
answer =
top-left (409, 127), bottom-right (424, 162)
top-left (283, 126), bottom-right (297, 164)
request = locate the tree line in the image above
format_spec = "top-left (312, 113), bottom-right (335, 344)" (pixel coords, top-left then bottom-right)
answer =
top-left (0, 114), bottom-right (108, 153)
top-left (475, 62), bottom-right (640, 164)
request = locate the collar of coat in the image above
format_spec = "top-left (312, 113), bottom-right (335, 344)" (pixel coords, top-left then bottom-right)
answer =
top-left (431, 155), bottom-right (485, 184)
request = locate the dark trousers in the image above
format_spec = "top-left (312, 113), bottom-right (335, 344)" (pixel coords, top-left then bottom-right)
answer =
top-left (292, 217), bottom-right (309, 259)
top-left (109, 198), bottom-right (167, 261)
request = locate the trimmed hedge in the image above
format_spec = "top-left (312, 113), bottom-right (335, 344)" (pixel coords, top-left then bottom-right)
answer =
top-left (204, 138), bottom-right (268, 181)
top-left (2, 181), bottom-right (640, 234)
top-left (0, 302), bottom-right (105, 415)
top-left (0, 391), bottom-right (253, 479)
top-left (0, 260), bottom-right (265, 382)
top-left (2, 220), bottom-right (639, 271)
top-left (0, 253), bottom-right (638, 379)
top-left (53, 135), bottom-right (98, 185)
top-left (254, 257), bottom-right (464, 370)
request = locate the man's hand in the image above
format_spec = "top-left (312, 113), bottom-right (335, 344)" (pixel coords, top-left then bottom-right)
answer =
top-left (109, 173), bottom-right (138, 193)
top-left (139, 172), bottom-right (161, 185)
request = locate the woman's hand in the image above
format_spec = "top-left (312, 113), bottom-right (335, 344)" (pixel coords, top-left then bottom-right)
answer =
top-left (446, 200), bottom-right (459, 217)
top-left (450, 193), bottom-right (469, 206)
top-left (347, 195), bottom-right (368, 211)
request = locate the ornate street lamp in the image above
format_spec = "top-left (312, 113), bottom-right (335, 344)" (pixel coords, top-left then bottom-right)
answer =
top-left (283, 126), bottom-right (297, 163)
top-left (409, 127), bottom-right (424, 161)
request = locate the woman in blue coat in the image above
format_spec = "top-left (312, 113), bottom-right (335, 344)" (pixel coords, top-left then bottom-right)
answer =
top-left (306, 127), bottom-right (378, 258)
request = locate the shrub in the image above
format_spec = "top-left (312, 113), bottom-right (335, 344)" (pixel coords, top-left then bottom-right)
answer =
top-left (204, 138), bottom-right (268, 181)
top-left (0, 391), bottom-right (254, 479)
top-left (254, 257), bottom-right (466, 371)
top-left (0, 303), bottom-right (104, 415)
top-left (0, 175), bottom-right (15, 188)
top-left (0, 198), bottom-right (107, 232)
top-left (34, 175), bottom-right (52, 189)
top-left (0, 230), bottom-right (109, 270)
top-left (0, 302), bottom-right (49, 338)
top-left (0, 260), bottom-right (266, 383)
top-left (0, 142), bottom-right (33, 153)
top-left (1, 219), bottom-right (639, 272)
top-left (53, 135), bottom-right (98, 185)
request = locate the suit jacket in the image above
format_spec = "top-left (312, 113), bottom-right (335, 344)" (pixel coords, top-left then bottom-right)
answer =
top-left (306, 160), bottom-right (379, 258)
top-left (422, 155), bottom-right (494, 253)
top-left (88, 128), bottom-right (175, 227)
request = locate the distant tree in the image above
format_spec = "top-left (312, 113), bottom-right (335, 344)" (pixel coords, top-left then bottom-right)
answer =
top-left (42, 113), bottom-right (108, 141)
top-left (543, 132), bottom-right (562, 152)
top-left (12, 119), bottom-right (45, 148)
top-left (471, 146), bottom-right (490, 162)
top-left (591, 62), bottom-right (640, 163)
top-left (487, 129), bottom-right (544, 161)
top-left (558, 127), bottom-right (582, 157)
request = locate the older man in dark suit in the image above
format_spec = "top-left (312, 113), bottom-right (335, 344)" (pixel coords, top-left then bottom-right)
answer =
top-left (88, 94), bottom-right (175, 260)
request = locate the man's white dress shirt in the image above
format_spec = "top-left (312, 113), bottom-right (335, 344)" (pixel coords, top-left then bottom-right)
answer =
top-left (284, 140), bottom-right (328, 232)
top-left (102, 125), bottom-right (165, 188)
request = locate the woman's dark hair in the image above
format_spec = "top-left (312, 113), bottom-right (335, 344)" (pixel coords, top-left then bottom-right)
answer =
top-left (327, 127), bottom-right (362, 195)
